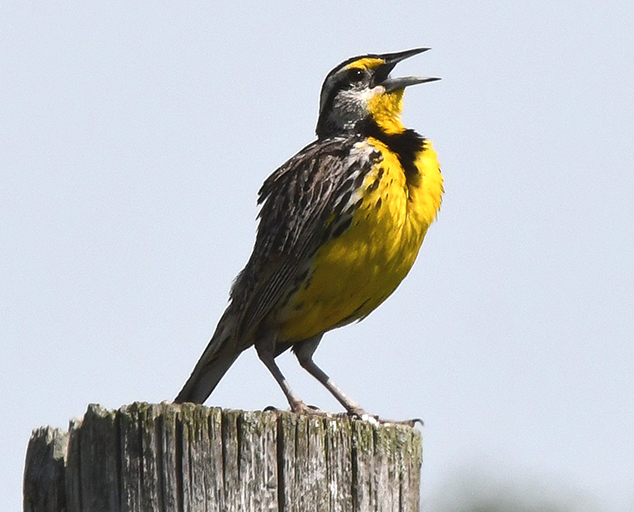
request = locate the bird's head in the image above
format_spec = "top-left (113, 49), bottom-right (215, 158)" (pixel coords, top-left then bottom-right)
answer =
top-left (315, 48), bottom-right (439, 139)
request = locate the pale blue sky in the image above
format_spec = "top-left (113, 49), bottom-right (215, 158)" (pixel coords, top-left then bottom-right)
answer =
top-left (2, 2), bottom-right (633, 511)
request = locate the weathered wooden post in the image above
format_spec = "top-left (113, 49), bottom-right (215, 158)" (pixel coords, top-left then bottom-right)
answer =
top-left (24, 402), bottom-right (422, 512)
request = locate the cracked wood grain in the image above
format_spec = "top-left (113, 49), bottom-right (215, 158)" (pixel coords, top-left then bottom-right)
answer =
top-left (24, 403), bottom-right (422, 512)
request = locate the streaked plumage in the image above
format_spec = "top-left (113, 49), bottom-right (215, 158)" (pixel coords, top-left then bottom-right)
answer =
top-left (175, 49), bottom-right (443, 419)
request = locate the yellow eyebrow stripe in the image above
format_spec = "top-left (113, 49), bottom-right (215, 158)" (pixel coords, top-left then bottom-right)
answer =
top-left (345, 57), bottom-right (384, 70)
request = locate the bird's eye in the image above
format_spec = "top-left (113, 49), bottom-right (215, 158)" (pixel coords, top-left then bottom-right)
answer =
top-left (346, 68), bottom-right (365, 83)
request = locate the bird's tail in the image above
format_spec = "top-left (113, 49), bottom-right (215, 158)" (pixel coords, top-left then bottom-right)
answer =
top-left (174, 307), bottom-right (244, 404)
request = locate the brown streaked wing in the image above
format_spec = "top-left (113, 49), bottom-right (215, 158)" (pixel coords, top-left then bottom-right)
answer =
top-left (230, 136), bottom-right (379, 338)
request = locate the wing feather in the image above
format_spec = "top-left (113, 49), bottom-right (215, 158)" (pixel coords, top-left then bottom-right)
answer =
top-left (230, 136), bottom-right (379, 337)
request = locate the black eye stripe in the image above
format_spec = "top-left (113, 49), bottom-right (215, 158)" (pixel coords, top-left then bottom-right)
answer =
top-left (320, 69), bottom-right (364, 115)
top-left (316, 66), bottom-right (370, 136)
top-left (346, 68), bottom-right (365, 83)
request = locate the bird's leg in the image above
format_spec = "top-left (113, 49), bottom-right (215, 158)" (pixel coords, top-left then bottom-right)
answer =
top-left (294, 337), bottom-right (371, 420)
top-left (255, 333), bottom-right (311, 414)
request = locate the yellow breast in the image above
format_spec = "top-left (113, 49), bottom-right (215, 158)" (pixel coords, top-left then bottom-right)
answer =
top-left (278, 138), bottom-right (443, 341)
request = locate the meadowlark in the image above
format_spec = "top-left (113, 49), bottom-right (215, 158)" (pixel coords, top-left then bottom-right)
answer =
top-left (175, 48), bottom-right (443, 419)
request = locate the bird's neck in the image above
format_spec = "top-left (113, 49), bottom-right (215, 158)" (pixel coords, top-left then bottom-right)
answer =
top-left (315, 91), bottom-right (407, 140)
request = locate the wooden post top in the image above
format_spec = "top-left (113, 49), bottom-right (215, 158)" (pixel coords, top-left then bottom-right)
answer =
top-left (24, 402), bottom-right (422, 512)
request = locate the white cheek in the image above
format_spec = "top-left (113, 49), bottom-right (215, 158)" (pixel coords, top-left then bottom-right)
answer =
top-left (339, 88), bottom-right (378, 113)
top-left (366, 85), bottom-right (386, 98)
top-left (351, 86), bottom-right (383, 104)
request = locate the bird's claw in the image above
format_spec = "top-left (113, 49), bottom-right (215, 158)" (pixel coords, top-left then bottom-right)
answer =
top-left (269, 402), bottom-right (422, 428)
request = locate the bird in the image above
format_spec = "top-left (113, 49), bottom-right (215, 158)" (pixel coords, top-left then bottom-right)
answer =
top-left (175, 48), bottom-right (443, 420)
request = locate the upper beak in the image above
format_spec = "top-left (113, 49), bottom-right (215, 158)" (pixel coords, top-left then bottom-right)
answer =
top-left (373, 48), bottom-right (440, 91)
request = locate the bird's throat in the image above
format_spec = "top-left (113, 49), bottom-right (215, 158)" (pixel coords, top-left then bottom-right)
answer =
top-left (367, 90), bottom-right (406, 135)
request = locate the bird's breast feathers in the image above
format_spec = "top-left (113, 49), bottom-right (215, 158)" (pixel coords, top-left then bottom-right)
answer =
top-left (277, 137), bottom-right (443, 341)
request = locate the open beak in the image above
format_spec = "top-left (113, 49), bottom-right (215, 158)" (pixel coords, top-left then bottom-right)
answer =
top-left (373, 48), bottom-right (440, 91)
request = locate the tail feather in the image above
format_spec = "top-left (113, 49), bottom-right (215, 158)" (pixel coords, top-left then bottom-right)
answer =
top-left (174, 308), bottom-right (243, 404)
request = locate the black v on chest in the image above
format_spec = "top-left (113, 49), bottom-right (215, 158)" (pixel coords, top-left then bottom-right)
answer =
top-left (359, 120), bottom-right (426, 185)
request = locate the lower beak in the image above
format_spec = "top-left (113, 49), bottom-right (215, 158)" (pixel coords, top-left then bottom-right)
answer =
top-left (382, 76), bottom-right (441, 92)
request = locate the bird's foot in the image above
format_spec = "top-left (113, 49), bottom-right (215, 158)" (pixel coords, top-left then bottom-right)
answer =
top-left (346, 408), bottom-right (423, 427)
top-left (292, 402), bottom-right (334, 417)
top-left (343, 407), bottom-right (379, 425)
top-left (263, 402), bottom-right (335, 417)
top-left (265, 403), bottom-right (422, 428)
top-left (376, 417), bottom-right (424, 427)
